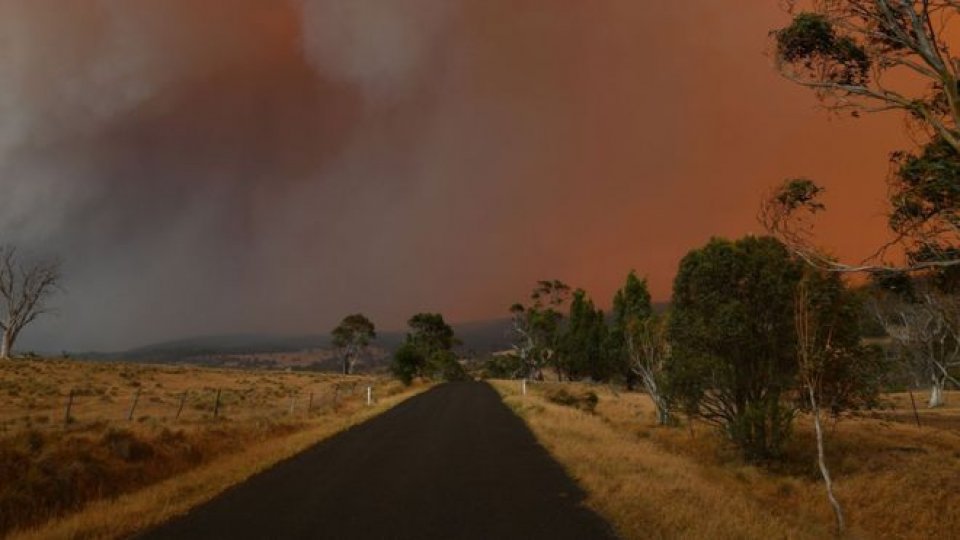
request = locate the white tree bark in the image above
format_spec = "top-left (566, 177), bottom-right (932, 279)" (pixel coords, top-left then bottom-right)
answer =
top-left (929, 376), bottom-right (946, 408)
top-left (810, 386), bottom-right (845, 535)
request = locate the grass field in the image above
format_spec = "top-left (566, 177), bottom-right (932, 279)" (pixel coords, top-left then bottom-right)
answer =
top-left (493, 380), bottom-right (960, 540)
top-left (0, 358), bottom-right (425, 538)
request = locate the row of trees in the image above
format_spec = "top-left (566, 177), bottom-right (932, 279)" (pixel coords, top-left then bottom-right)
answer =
top-left (501, 236), bottom-right (934, 462)
top-left (332, 312), bottom-right (468, 384)
top-left (500, 275), bottom-right (655, 387)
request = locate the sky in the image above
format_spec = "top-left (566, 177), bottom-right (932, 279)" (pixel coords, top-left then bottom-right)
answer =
top-left (0, 1), bottom-right (911, 351)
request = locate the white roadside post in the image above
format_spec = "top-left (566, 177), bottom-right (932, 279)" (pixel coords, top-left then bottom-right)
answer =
top-left (367, 386), bottom-right (373, 406)
top-left (521, 379), bottom-right (527, 396)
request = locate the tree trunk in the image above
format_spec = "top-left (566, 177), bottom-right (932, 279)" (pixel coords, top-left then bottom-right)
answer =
top-left (639, 368), bottom-right (670, 426)
top-left (0, 329), bottom-right (12, 360)
top-left (929, 376), bottom-right (946, 408)
top-left (810, 386), bottom-right (845, 534)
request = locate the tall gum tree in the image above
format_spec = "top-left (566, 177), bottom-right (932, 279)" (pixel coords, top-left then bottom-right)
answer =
top-left (765, 1), bottom-right (960, 272)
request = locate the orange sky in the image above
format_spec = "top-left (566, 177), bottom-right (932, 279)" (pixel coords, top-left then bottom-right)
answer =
top-left (0, 1), bottom-right (915, 349)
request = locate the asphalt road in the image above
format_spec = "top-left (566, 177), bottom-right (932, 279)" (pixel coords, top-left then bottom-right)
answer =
top-left (141, 382), bottom-right (617, 540)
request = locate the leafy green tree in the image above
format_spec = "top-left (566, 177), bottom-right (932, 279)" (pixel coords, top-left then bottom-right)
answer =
top-left (766, 3), bottom-right (960, 272)
top-left (391, 312), bottom-right (465, 384)
top-left (608, 271), bottom-right (654, 387)
top-left (391, 342), bottom-right (424, 386)
top-left (667, 236), bottom-right (804, 461)
top-left (331, 314), bottom-right (376, 375)
top-left (561, 289), bottom-right (609, 381)
top-left (509, 280), bottom-right (572, 380)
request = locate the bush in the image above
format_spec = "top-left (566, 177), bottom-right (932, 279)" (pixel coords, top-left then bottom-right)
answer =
top-left (545, 387), bottom-right (599, 414)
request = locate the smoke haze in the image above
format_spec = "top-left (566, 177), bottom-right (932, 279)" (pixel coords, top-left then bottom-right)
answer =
top-left (0, 1), bottom-right (907, 351)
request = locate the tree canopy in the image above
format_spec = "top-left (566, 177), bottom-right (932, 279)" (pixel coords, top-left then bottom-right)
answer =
top-left (766, 1), bottom-right (960, 272)
top-left (331, 314), bottom-right (376, 375)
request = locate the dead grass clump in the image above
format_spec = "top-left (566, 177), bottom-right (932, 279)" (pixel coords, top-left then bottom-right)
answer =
top-left (544, 386), bottom-right (599, 414)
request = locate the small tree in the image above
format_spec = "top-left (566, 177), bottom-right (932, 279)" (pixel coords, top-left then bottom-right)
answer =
top-left (391, 342), bottom-right (424, 386)
top-left (626, 314), bottom-right (671, 425)
top-left (331, 314), bottom-right (376, 375)
top-left (608, 271), bottom-right (654, 388)
top-left (0, 246), bottom-right (62, 360)
top-left (509, 280), bottom-right (571, 380)
top-left (795, 273), bottom-right (852, 535)
top-left (667, 236), bottom-right (803, 461)
top-left (560, 289), bottom-right (608, 381)
top-left (870, 274), bottom-right (960, 407)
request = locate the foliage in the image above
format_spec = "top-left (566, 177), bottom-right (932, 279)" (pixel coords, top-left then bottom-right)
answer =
top-left (331, 314), bottom-right (376, 375)
top-left (390, 342), bottom-right (424, 386)
top-left (766, 2), bottom-right (960, 272)
top-left (607, 271), bottom-right (653, 387)
top-left (544, 387), bottom-right (599, 414)
top-left (560, 289), bottom-right (609, 381)
top-left (508, 280), bottom-right (572, 379)
top-left (776, 12), bottom-right (870, 86)
top-left (391, 313), bottom-right (464, 384)
top-left (798, 271), bottom-right (887, 415)
top-left (667, 236), bottom-right (804, 461)
top-left (482, 354), bottom-right (524, 379)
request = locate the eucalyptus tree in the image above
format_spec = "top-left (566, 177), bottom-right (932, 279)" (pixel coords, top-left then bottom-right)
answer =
top-left (870, 273), bottom-right (960, 406)
top-left (332, 314), bottom-right (376, 375)
top-left (608, 271), bottom-right (654, 388)
top-left (627, 314), bottom-right (671, 425)
top-left (765, 2), bottom-right (960, 272)
top-left (509, 280), bottom-right (571, 380)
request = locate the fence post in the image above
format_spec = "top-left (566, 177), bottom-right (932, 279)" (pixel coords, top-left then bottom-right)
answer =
top-left (64, 389), bottom-right (75, 427)
top-left (176, 391), bottom-right (187, 420)
top-left (127, 388), bottom-right (141, 421)
top-left (908, 389), bottom-right (922, 428)
top-left (522, 379), bottom-right (527, 396)
top-left (367, 386), bottom-right (372, 406)
top-left (213, 388), bottom-right (222, 418)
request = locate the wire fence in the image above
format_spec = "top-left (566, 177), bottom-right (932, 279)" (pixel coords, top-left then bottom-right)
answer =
top-left (0, 377), bottom-right (386, 434)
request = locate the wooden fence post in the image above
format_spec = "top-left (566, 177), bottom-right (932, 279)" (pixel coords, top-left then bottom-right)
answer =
top-left (908, 389), bottom-right (922, 428)
top-left (64, 389), bottom-right (75, 427)
top-left (127, 388), bottom-right (141, 421)
top-left (213, 388), bottom-right (222, 418)
top-left (176, 391), bottom-right (187, 420)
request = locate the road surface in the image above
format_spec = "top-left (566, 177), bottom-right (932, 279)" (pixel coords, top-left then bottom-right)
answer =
top-left (142, 382), bottom-right (617, 539)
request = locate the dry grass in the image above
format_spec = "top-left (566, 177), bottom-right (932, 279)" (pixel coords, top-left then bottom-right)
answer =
top-left (0, 358), bottom-right (426, 538)
top-left (491, 380), bottom-right (960, 540)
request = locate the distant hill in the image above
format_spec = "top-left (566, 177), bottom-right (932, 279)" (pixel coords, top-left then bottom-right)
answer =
top-left (76, 318), bottom-right (514, 365)
top-left (74, 308), bottom-right (668, 367)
